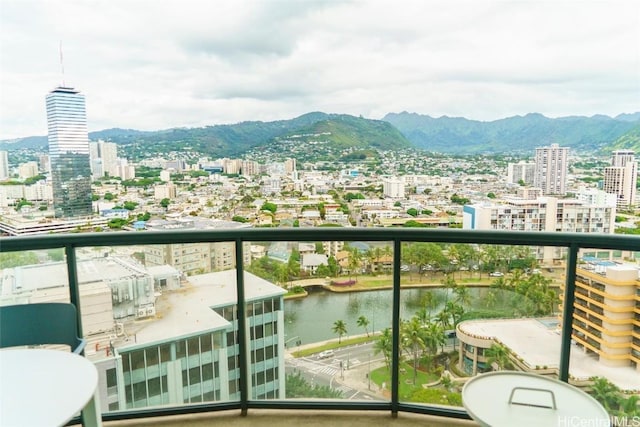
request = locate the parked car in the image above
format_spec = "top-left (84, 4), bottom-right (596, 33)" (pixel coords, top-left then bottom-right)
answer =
top-left (489, 271), bottom-right (504, 277)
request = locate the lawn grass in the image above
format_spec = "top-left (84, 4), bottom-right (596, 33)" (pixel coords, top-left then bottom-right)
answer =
top-left (369, 363), bottom-right (440, 400)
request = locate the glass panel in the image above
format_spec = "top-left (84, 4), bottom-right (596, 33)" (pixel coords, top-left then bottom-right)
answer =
top-left (61, 243), bottom-right (242, 412)
top-left (397, 243), bottom-right (563, 410)
top-left (569, 248), bottom-right (639, 420)
top-left (246, 240), bottom-right (393, 402)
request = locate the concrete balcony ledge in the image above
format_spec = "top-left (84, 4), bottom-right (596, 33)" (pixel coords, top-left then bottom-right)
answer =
top-left (104, 409), bottom-right (479, 427)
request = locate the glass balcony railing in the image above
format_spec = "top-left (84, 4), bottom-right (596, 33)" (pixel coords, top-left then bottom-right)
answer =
top-left (1, 228), bottom-right (639, 424)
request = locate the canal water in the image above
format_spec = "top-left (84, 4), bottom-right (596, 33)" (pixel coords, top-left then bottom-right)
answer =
top-left (283, 287), bottom-right (488, 346)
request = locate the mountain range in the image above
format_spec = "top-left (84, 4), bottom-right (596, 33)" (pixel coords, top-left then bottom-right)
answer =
top-left (1, 112), bottom-right (638, 156)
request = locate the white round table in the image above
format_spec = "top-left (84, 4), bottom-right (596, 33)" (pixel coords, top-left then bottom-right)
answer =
top-left (462, 372), bottom-right (610, 427)
top-left (0, 348), bottom-right (102, 427)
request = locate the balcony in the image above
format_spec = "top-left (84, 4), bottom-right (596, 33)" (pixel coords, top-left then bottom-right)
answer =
top-left (1, 228), bottom-right (639, 426)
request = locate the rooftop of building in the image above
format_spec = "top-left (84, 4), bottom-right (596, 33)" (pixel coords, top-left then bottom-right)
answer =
top-left (1, 256), bottom-right (149, 293)
top-left (457, 317), bottom-right (638, 391)
top-left (123, 270), bottom-right (285, 350)
top-left (144, 217), bottom-right (252, 231)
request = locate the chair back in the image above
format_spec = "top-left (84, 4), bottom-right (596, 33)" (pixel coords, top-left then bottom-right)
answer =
top-left (0, 302), bottom-right (86, 353)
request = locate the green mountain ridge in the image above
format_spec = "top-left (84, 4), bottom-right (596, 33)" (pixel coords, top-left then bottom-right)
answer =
top-left (277, 114), bottom-right (411, 150)
top-left (1, 111), bottom-right (637, 156)
top-left (383, 112), bottom-right (638, 154)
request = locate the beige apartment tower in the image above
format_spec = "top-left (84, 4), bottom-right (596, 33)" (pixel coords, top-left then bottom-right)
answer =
top-left (534, 144), bottom-right (569, 195)
top-left (560, 264), bottom-right (640, 370)
top-left (603, 150), bottom-right (637, 209)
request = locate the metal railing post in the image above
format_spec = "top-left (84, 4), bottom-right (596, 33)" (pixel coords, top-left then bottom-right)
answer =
top-left (64, 245), bottom-right (84, 341)
top-left (559, 243), bottom-right (579, 382)
top-left (391, 239), bottom-right (402, 417)
top-left (235, 239), bottom-right (249, 416)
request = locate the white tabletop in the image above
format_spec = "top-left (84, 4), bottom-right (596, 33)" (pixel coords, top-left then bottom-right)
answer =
top-left (462, 372), bottom-right (610, 427)
top-left (0, 348), bottom-right (100, 427)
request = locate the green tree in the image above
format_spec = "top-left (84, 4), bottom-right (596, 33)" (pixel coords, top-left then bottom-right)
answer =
top-left (401, 317), bottom-right (425, 385)
top-left (232, 215), bottom-right (249, 223)
top-left (487, 192), bottom-right (496, 199)
top-left (347, 248), bottom-right (362, 280)
top-left (160, 198), bottom-right (170, 209)
top-left (47, 249), bottom-right (65, 262)
top-left (407, 207), bottom-right (418, 217)
top-left (357, 315), bottom-right (370, 337)
top-left (374, 328), bottom-right (392, 369)
top-left (485, 343), bottom-right (511, 371)
top-left (332, 320), bottom-right (348, 343)
top-left (123, 201), bottom-right (138, 211)
top-left (285, 371), bottom-right (343, 398)
top-left (0, 251), bottom-right (39, 268)
top-left (261, 201), bottom-right (277, 213)
top-left (104, 192), bottom-right (115, 201)
top-left (589, 377), bottom-right (622, 413)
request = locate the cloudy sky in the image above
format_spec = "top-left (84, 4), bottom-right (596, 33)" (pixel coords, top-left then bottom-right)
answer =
top-left (1, 0), bottom-right (639, 139)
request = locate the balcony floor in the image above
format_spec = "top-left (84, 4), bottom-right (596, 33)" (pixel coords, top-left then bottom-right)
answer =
top-left (104, 409), bottom-right (478, 427)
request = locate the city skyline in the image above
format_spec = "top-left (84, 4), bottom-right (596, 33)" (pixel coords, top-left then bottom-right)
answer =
top-left (1, 0), bottom-right (639, 140)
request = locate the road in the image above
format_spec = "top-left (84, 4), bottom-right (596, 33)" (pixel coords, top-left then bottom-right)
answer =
top-left (285, 341), bottom-right (387, 401)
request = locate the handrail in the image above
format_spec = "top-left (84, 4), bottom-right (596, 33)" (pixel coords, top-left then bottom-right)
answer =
top-left (0, 228), bottom-right (638, 424)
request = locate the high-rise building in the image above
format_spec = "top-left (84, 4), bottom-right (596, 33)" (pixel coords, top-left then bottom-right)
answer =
top-left (46, 86), bottom-right (93, 218)
top-left (534, 144), bottom-right (569, 195)
top-left (507, 161), bottom-right (536, 185)
top-left (0, 150), bottom-right (9, 180)
top-left (383, 177), bottom-right (405, 199)
top-left (603, 150), bottom-right (637, 208)
top-left (89, 140), bottom-right (119, 179)
top-left (560, 262), bottom-right (639, 369)
top-left (463, 196), bottom-right (615, 263)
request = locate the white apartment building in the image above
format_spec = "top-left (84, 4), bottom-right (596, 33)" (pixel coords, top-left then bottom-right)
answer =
top-left (242, 160), bottom-right (260, 176)
top-left (534, 144), bottom-right (569, 195)
top-left (90, 140), bottom-right (119, 178)
top-left (143, 218), bottom-right (252, 275)
top-left (463, 196), bottom-right (615, 263)
top-left (507, 161), bottom-right (536, 185)
top-left (284, 158), bottom-right (296, 173)
top-left (576, 186), bottom-right (617, 207)
top-left (603, 150), bottom-right (637, 209)
top-left (18, 161), bottom-right (39, 179)
top-left (0, 150), bottom-right (9, 180)
top-left (515, 187), bottom-right (543, 200)
top-left (0, 182), bottom-right (53, 207)
top-left (383, 177), bottom-right (405, 199)
top-left (154, 183), bottom-right (177, 200)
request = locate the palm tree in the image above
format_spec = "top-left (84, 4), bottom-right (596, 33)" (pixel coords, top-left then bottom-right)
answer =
top-left (422, 320), bottom-right (446, 358)
top-left (332, 319), bottom-right (348, 344)
top-left (357, 315), bottom-right (370, 337)
top-left (590, 377), bottom-right (622, 412)
top-left (374, 328), bottom-right (392, 369)
top-left (453, 285), bottom-right (471, 306)
top-left (347, 249), bottom-right (362, 280)
top-left (485, 343), bottom-right (511, 371)
top-left (401, 317), bottom-right (425, 385)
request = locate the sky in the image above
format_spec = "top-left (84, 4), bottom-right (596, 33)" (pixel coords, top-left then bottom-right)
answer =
top-left (1, 0), bottom-right (639, 140)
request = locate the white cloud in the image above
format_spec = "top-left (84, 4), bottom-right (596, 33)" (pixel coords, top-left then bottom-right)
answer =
top-left (0, 0), bottom-right (638, 139)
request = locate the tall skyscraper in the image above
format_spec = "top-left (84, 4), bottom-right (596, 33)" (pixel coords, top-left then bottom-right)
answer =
top-left (46, 86), bottom-right (93, 218)
top-left (603, 150), bottom-right (637, 208)
top-left (534, 143), bottom-right (569, 195)
top-left (0, 150), bottom-right (9, 181)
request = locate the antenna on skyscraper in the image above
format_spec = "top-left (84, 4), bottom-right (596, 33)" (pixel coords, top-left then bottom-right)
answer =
top-left (59, 40), bottom-right (66, 87)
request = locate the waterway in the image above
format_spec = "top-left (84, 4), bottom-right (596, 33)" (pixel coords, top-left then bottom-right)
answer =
top-left (283, 287), bottom-right (490, 346)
